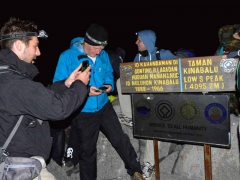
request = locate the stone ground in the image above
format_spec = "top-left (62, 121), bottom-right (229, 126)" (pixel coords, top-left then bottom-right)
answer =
top-left (47, 159), bottom-right (201, 180)
top-left (46, 98), bottom-right (240, 180)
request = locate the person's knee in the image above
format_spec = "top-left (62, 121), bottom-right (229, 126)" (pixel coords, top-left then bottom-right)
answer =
top-left (31, 156), bottom-right (46, 168)
top-left (31, 156), bottom-right (56, 180)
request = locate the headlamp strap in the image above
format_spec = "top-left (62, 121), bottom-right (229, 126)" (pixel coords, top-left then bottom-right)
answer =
top-left (0, 30), bottom-right (48, 41)
top-left (0, 32), bottom-right (37, 41)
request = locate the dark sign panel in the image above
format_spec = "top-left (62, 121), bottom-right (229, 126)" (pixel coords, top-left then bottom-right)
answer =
top-left (132, 94), bottom-right (230, 148)
top-left (120, 56), bottom-right (238, 93)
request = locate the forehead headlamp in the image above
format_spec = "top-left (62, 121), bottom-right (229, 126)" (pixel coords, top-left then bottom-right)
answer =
top-left (0, 30), bottom-right (48, 42)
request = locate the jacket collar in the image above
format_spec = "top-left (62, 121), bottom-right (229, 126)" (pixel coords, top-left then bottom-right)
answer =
top-left (0, 49), bottom-right (39, 79)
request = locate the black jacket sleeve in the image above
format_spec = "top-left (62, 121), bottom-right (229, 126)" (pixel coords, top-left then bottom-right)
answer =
top-left (7, 74), bottom-right (88, 121)
top-left (227, 50), bottom-right (240, 58)
top-left (47, 80), bottom-right (68, 94)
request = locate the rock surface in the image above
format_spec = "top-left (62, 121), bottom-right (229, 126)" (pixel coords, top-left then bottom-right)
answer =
top-left (47, 99), bottom-right (240, 180)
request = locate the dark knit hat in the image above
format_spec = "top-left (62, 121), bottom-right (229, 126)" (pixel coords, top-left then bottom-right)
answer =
top-left (84, 23), bottom-right (108, 46)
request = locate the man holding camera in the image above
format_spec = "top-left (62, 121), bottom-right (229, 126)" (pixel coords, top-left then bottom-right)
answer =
top-left (53, 23), bottom-right (145, 180)
top-left (0, 17), bottom-right (90, 180)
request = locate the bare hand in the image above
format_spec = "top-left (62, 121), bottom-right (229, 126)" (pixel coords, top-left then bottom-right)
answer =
top-left (89, 85), bottom-right (112, 96)
top-left (89, 86), bottom-right (102, 96)
top-left (75, 66), bottom-right (91, 85)
top-left (222, 55), bottom-right (227, 59)
top-left (65, 64), bottom-right (91, 87)
top-left (102, 85), bottom-right (112, 93)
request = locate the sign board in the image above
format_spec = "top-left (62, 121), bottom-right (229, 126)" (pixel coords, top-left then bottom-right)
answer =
top-left (132, 94), bottom-right (230, 148)
top-left (120, 56), bottom-right (239, 93)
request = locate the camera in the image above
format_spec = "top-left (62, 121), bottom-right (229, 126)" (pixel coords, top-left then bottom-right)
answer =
top-left (95, 86), bottom-right (108, 92)
top-left (80, 60), bottom-right (89, 71)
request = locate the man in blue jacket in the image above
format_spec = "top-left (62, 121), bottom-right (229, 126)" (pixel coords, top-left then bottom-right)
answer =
top-left (53, 23), bottom-right (145, 180)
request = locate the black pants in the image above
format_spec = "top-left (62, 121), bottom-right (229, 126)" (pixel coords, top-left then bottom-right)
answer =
top-left (64, 101), bottom-right (141, 180)
top-left (49, 129), bottom-right (65, 166)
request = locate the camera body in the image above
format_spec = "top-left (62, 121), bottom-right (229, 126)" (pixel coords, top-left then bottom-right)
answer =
top-left (95, 86), bottom-right (108, 92)
top-left (80, 60), bottom-right (89, 71)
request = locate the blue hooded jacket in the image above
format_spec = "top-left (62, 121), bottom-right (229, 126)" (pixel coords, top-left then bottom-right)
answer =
top-left (53, 37), bottom-right (114, 113)
top-left (134, 30), bottom-right (177, 61)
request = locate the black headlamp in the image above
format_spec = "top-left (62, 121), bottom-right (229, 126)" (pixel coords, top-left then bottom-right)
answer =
top-left (0, 30), bottom-right (48, 41)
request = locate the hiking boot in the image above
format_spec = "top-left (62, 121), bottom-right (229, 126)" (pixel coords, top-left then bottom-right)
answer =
top-left (143, 172), bottom-right (153, 180)
top-left (118, 113), bottom-right (133, 127)
top-left (62, 161), bottom-right (79, 176)
top-left (131, 172), bottom-right (146, 180)
top-left (141, 162), bottom-right (155, 180)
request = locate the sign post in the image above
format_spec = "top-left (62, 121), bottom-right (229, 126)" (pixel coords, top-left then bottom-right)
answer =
top-left (204, 144), bottom-right (212, 180)
top-left (153, 139), bottom-right (160, 179)
top-left (119, 56), bottom-right (238, 180)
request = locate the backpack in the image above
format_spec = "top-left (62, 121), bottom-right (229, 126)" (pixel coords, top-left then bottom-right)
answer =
top-left (216, 25), bottom-right (240, 115)
top-left (217, 24), bottom-right (240, 55)
top-left (175, 48), bottom-right (195, 58)
top-left (156, 49), bottom-right (177, 60)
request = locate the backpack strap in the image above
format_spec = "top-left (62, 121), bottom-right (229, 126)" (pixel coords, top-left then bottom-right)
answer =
top-left (0, 65), bottom-right (10, 74)
top-left (2, 115), bottom-right (24, 150)
top-left (0, 115), bottom-right (24, 180)
top-left (156, 49), bottom-right (161, 60)
top-left (236, 62), bottom-right (240, 93)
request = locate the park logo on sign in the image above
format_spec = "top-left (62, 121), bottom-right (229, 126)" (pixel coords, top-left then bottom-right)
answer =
top-left (155, 100), bottom-right (175, 121)
top-left (178, 101), bottom-right (200, 123)
top-left (204, 103), bottom-right (227, 124)
top-left (120, 65), bottom-right (132, 81)
top-left (220, 58), bottom-right (237, 73)
top-left (134, 99), bottom-right (153, 120)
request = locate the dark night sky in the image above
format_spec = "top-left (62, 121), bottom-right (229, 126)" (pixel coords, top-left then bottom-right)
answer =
top-left (0, 2), bottom-right (238, 85)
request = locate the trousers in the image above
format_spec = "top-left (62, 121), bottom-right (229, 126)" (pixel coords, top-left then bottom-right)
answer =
top-left (49, 129), bottom-right (65, 166)
top-left (64, 101), bottom-right (142, 180)
top-left (143, 140), bottom-right (161, 165)
top-left (117, 78), bottom-right (162, 165)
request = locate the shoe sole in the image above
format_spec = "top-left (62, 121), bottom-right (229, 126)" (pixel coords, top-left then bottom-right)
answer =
top-left (63, 166), bottom-right (79, 176)
top-left (118, 118), bottom-right (133, 127)
top-left (120, 121), bottom-right (133, 127)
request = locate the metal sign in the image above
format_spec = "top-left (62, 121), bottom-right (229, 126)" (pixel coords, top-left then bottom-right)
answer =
top-left (132, 94), bottom-right (230, 148)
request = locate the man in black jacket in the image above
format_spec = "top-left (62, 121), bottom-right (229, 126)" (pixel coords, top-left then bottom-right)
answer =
top-left (0, 17), bottom-right (90, 180)
top-left (106, 47), bottom-right (125, 95)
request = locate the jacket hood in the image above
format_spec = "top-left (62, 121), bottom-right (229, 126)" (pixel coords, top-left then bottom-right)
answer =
top-left (0, 49), bottom-right (39, 79)
top-left (70, 37), bottom-right (86, 54)
top-left (137, 30), bottom-right (156, 54)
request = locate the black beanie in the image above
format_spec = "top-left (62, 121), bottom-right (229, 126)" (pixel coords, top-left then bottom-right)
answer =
top-left (84, 23), bottom-right (108, 46)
